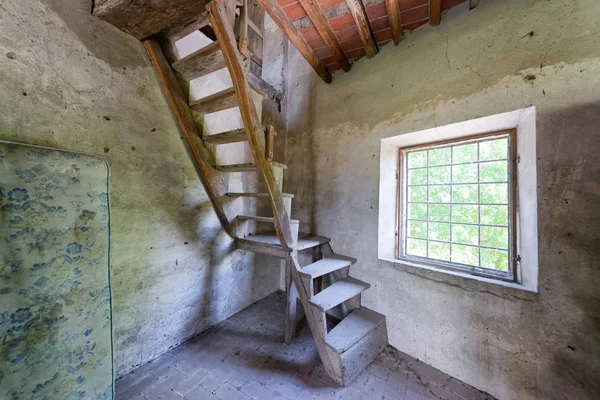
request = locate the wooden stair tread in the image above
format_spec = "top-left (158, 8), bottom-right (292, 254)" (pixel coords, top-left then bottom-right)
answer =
top-left (190, 87), bottom-right (238, 114)
top-left (326, 307), bottom-right (386, 353)
top-left (215, 161), bottom-right (289, 173)
top-left (310, 277), bottom-right (370, 311)
top-left (204, 128), bottom-right (247, 144)
top-left (299, 255), bottom-right (356, 279)
top-left (238, 232), bottom-right (330, 250)
top-left (172, 41), bottom-right (225, 80)
top-left (215, 163), bottom-right (257, 172)
top-left (237, 215), bottom-right (299, 224)
top-left (227, 192), bottom-right (294, 198)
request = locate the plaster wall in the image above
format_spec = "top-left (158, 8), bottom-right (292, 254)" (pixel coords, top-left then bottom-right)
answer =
top-left (285, 0), bottom-right (600, 399)
top-left (0, 0), bottom-right (281, 377)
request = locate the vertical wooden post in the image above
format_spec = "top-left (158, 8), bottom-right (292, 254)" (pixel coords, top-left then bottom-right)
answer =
top-left (285, 250), bottom-right (299, 343)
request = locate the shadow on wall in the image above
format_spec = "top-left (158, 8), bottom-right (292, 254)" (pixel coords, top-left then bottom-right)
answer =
top-left (44, 0), bottom-right (147, 69)
top-left (535, 102), bottom-right (600, 399)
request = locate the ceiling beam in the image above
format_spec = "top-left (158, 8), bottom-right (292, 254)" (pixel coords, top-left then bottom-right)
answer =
top-left (430, 0), bottom-right (442, 26)
top-left (257, 0), bottom-right (332, 83)
top-left (385, 0), bottom-right (402, 45)
top-left (344, 0), bottom-right (378, 58)
top-left (298, 0), bottom-right (351, 72)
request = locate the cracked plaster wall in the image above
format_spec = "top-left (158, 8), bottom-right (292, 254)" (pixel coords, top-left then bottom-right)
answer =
top-left (0, 0), bottom-right (282, 378)
top-left (285, 0), bottom-right (600, 399)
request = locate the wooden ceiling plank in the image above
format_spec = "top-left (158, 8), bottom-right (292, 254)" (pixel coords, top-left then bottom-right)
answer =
top-left (385, 0), bottom-right (402, 45)
top-left (93, 0), bottom-right (208, 40)
top-left (162, 12), bottom-right (210, 42)
top-left (257, 0), bottom-right (332, 82)
top-left (297, 0), bottom-right (352, 72)
top-left (344, 0), bottom-right (378, 58)
top-left (430, 0), bottom-right (442, 25)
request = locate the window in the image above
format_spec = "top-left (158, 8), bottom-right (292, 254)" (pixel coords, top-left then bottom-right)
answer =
top-left (398, 130), bottom-right (517, 281)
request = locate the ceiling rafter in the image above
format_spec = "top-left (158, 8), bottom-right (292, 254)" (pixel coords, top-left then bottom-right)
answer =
top-left (385, 0), bottom-right (402, 45)
top-left (344, 0), bottom-right (378, 58)
top-left (298, 0), bottom-right (352, 72)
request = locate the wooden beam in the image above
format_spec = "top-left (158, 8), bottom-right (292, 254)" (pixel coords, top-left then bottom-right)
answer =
top-left (430, 0), bottom-right (442, 26)
top-left (298, 0), bottom-right (351, 72)
top-left (162, 12), bottom-right (210, 42)
top-left (93, 0), bottom-right (208, 40)
top-left (143, 39), bottom-right (237, 238)
top-left (207, 0), bottom-right (297, 249)
top-left (344, 0), bottom-right (378, 58)
top-left (385, 0), bottom-right (402, 45)
top-left (256, 0), bottom-right (332, 83)
top-left (469, 0), bottom-right (481, 10)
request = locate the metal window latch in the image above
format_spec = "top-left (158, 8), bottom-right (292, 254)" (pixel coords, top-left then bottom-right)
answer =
top-left (515, 254), bottom-right (522, 262)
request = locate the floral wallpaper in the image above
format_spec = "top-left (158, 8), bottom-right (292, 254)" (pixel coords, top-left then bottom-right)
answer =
top-left (0, 141), bottom-right (113, 400)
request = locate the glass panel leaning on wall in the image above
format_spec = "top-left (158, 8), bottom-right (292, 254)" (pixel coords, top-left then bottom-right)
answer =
top-left (399, 131), bottom-right (516, 281)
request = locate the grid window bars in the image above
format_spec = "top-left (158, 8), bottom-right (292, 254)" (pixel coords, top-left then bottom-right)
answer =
top-left (399, 133), bottom-right (515, 280)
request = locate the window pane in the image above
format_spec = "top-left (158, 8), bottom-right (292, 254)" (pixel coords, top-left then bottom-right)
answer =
top-left (452, 143), bottom-right (477, 163)
top-left (408, 220), bottom-right (427, 239)
top-left (429, 242), bottom-right (450, 261)
top-left (409, 186), bottom-right (427, 202)
top-left (429, 204), bottom-right (450, 222)
top-left (407, 238), bottom-right (427, 257)
top-left (429, 185), bottom-right (451, 203)
top-left (408, 151), bottom-right (427, 168)
top-left (452, 164), bottom-right (478, 183)
top-left (480, 161), bottom-right (507, 183)
top-left (480, 205), bottom-right (508, 226)
top-left (428, 166), bottom-right (451, 184)
top-left (402, 135), bottom-right (512, 279)
top-left (429, 222), bottom-right (450, 241)
top-left (480, 183), bottom-right (508, 204)
top-left (408, 168), bottom-right (428, 185)
top-left (409, 203), bottom-right (427, 220)
top-left (428, 148), bottom-right (451, 166)
top-left (452, 205), bottom-right (479, 224)
top-left (481, 248), bottom-right (509, 271)
top-left (452, 244), bottom-right (479, 266)
top-left (479, 138), bottom-right (507, 161)
top-left (452, 224), bottom-right (479, 246)
top-left (452, 184), bottom-right (478, 203)
top-left (480, 226), bottom-right (508, 249)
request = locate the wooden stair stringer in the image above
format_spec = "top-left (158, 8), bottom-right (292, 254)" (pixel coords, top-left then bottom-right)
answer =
top-left (207, 0), bottom-right (296, 249)
top-left (143, 39), bottom-right (238, 239)
top-left (289, 254), bottom-right (344, 385)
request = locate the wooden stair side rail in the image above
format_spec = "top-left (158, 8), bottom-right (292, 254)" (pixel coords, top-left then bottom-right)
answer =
top-left (207, 0), bottom-right (297, 249)
top-left (143, 39), bottom-right (238, 238)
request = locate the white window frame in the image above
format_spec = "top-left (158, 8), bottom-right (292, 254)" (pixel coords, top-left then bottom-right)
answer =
top-left (378, 107), bottom-right (538, 292)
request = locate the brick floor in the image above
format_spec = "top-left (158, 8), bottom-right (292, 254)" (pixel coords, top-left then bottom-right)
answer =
top-left (116, 292), bottom-right (495, 400)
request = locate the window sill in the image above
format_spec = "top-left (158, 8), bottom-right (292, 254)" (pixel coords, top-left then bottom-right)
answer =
top-left (379, 257), bottom-right (536, 292)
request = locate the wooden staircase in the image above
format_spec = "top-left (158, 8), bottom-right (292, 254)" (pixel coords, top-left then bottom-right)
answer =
top-left (143, 0), bottom-right (387, 386)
